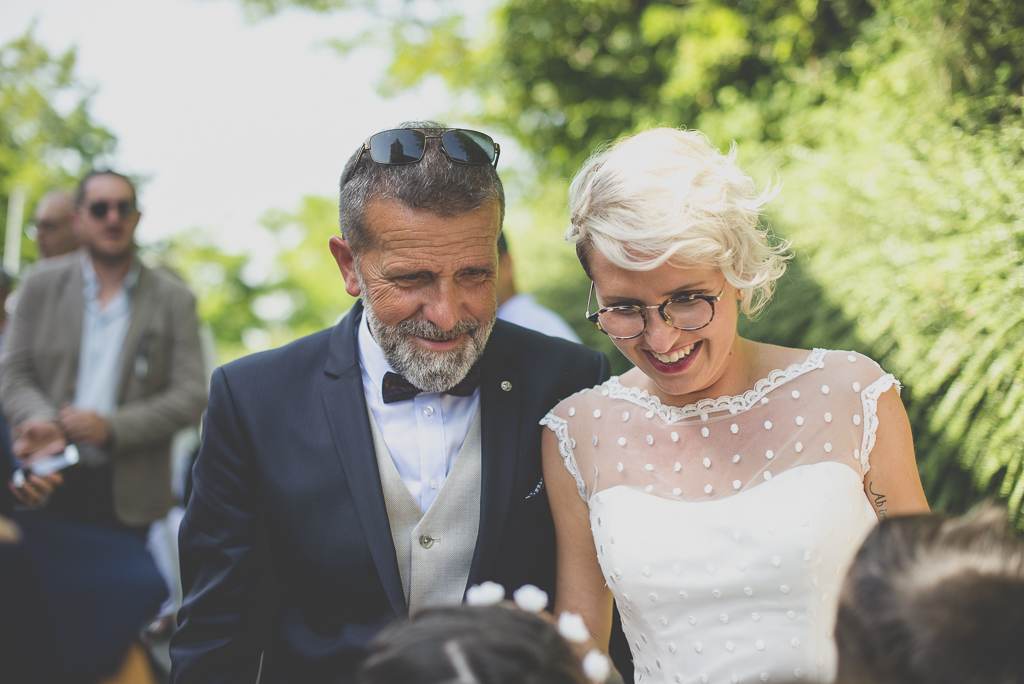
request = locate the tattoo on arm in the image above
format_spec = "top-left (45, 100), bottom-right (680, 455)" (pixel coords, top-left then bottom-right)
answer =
top-left (868, 481), bottom-right (888, 519)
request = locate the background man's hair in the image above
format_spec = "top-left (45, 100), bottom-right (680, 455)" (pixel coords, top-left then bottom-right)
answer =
top-left (358, 605), bottom-right (588, 684)
top-left (835, 503), bottom-right (1024, 684)
top-left (338, 121), bottom-right (505, 254)
top-left (74, 170), bottom-right (137, 207)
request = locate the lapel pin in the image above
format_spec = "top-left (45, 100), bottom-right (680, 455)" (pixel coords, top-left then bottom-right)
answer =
top-left (501, 381), bottom-right (512, 392)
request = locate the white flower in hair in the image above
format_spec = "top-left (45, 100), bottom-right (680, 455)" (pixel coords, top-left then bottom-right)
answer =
top-left (465, 581), bottom-right (505, 606)
top-left (558, 611), bottom-right (590, 644)
top-left (582, 650), bottom-right (611, 683)
top-left (513, 584), bottom-right (549, 613)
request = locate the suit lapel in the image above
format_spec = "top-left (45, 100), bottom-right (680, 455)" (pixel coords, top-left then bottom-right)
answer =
top-left (321, 300), bottom-right (407, 617)
top-left (118, 264), bottom-right (156, 402)
top-left (467, 326), bottom-right (522, 587)
top-left (63, 261), bottom-right (86, 397)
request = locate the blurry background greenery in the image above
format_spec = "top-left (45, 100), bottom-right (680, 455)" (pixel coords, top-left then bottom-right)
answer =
top-left (2, 0), bottom-right (1023, 526)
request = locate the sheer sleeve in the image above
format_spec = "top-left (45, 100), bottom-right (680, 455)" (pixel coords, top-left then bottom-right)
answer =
top-left (858, 372), bottom-right (902, 475)
top-left (540, 412), bottom-right (588, 503)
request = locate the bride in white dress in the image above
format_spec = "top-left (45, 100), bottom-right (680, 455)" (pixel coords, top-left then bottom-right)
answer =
top-left (540, 128), bottom-right (929, 684)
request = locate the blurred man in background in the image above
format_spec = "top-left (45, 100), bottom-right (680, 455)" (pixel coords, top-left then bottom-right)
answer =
top-left (495, 231), bottom-right (580, 342)
top-left (31, 190), bottom-right (80, 259)
top-left (1, 170), bottom-right (207, 528)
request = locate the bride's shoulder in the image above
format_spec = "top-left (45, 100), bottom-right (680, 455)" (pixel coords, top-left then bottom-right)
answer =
top-left (770, 348), bottom-right (895, 397)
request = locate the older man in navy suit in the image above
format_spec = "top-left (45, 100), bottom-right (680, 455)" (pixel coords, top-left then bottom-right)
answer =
top-left (170, 123), bottom-right (610, 683)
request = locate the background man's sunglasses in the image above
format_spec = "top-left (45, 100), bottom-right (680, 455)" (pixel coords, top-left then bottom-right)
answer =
top-left (343, 128), bottom-right (500, 184)
top-left (87, 200), bottom-right (137, 219)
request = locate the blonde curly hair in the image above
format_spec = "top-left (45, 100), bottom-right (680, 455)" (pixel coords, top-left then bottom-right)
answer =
top-left (566, 127), bottom-right (789, 316)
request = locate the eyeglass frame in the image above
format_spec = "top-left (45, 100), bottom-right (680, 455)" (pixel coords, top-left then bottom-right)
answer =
top-left (585, 281), bottom-right (725, 339)
top-left (341, 128), bottom-right (501, 185)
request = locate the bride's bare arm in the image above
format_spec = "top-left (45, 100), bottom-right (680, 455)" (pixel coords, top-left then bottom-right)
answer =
top-left (862, 387), bottom-right (930, 519)
top-left (542, 427), bottom-right (614, 650)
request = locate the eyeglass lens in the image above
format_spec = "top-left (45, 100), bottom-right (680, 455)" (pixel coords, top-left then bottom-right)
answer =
top-left (599, 299), bottom-right (714, 338)
top-left (88, 200), bottom-right (136, 219)
top-left (368, 129), bottom-right (424, 164)
top-left (367, 129), bottom-right (496, 166)
top-left (440, 130), bottom-right (495, 164)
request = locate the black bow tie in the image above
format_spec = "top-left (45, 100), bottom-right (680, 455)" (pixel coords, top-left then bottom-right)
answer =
top-left (381, 366), bottom-right (481, 404)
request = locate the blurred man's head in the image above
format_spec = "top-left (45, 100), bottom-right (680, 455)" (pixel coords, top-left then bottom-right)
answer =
top-left (329, 122), bottom-right (505, 392)
top-left (32, 191), bottom-right (78, 258)
top-left (72, 171), bottom-right (140, 267)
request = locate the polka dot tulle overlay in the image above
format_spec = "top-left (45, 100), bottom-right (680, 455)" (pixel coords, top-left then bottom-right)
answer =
top-left (540, 350), bottom-right (899, 505)
top-left (540, 350), bottom-right (899, 683)
top-left (592, 464), bottom-right (876, 683)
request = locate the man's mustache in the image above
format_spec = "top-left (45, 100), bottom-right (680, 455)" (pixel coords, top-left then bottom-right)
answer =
top-left (396, 318), bottom-right (480, 342)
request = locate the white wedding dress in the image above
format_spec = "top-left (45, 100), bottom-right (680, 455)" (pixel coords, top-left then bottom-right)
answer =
top-left (541, 350), bottom-right (898, 684)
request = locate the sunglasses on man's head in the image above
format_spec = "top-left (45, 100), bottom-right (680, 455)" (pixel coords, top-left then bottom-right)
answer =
top-left (87, 200), bottom-right (137, 220)
top-left (342, 128), bottom-right (500, 185)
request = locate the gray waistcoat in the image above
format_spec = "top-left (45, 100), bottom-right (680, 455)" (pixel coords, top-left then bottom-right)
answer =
top-left (367, 408), bottom-right (482, 615)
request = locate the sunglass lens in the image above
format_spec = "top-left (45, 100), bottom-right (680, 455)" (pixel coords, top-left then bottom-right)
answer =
top-left (88, 202), bottom-right (109, 219)
top-left (369, 130), bottom-right (425, 164)
top-left (441, 130), bottom-right (495, 165)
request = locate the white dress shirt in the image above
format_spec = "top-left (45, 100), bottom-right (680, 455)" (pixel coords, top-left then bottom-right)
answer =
top-left (358, 312), bottom-right (480, 512)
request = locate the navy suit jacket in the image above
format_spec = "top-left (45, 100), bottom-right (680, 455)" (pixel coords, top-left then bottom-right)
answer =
top-left (170, 301), bottom-right (609, 683)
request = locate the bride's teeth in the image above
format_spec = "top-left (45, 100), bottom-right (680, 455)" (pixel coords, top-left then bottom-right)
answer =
top-left (652, 343), bottom-right (696, 364)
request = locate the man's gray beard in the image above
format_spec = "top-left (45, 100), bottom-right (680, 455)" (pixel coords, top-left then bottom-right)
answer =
top-left (363, 296), bottom-right (494, 393)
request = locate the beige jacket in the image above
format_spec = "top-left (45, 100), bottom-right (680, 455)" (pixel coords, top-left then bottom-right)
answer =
top-left (0, 252), bottom-right (208, 525)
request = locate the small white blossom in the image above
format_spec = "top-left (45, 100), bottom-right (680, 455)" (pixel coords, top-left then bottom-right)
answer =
top-left (582, 650), bottom-right (611, 682)
top-left (465, 581), bottom-right (505, 606)
top-left (512, 584), bottom-right (548, 613)
top-left (558, 611), bottom-right (591, 644)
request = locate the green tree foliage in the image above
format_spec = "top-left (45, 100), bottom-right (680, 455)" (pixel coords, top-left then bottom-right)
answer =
top-left (150, 195), bottom-right (354, 364)
top-left (0, 27), bottom-right (116, 264)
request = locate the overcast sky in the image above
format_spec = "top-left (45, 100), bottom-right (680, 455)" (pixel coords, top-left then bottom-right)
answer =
top-left (1, 0), bottom-right (453, 254)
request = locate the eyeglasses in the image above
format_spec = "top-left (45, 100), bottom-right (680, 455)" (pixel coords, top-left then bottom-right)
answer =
top-left (586, 281), bottom-right (724, 340)
top-left (87, 200), bottom-right (137, 220)
top-left (342, 128), bottom-right (500, 185)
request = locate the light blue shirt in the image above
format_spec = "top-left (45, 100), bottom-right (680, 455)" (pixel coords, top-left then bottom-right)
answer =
top-left (358, 310), bottom-right (480, 513)
top-left (72, 251), bottom-right (139, 463)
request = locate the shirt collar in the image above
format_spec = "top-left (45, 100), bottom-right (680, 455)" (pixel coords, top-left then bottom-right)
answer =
top-left (357, 306), bottom-right (400, 400)
top-left (80, 249), bottom-right (141, 296)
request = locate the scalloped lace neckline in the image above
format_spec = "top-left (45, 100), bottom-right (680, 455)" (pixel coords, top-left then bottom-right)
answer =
top-left (605, 348), bottom-right (829, 423)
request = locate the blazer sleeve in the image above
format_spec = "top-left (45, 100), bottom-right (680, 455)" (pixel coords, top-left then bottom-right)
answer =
top-left (0, 271), bottom-right (61, 428)
top-left (107, 283), bottom-right (208, 456)
top-left (170, 366), bottom-right (265, 683)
